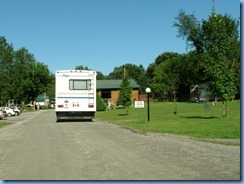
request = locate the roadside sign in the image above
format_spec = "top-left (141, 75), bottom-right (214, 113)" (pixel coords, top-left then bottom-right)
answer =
top-left (134, 101), bottom-right (144, 108)
top-left (135, 101), bottom-right (144, 122)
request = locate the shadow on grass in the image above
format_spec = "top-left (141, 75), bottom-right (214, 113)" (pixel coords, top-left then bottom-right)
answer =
top-left (180, 116), bottom-right (218, 119)
top-left (118, 113), bottom-right (128, 116)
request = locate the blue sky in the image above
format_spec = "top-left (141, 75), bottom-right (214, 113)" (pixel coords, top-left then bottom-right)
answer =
top-left (0, 0), bottom-right (240, 75)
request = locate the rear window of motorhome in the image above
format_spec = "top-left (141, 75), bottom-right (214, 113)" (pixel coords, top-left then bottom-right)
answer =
top-left (69, 80), bottom-right (91, 90)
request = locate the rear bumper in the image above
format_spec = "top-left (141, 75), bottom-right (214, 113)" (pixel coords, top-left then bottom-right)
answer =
top-left (56, 111), bottom-right (95, 121)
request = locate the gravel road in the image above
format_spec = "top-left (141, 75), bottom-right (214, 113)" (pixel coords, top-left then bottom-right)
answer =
top-left (0, 110), bottom-right (240, 180)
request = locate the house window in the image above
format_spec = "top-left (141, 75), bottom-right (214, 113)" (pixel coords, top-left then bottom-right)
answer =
top-left (69, 80), bottom-right (91, 90)
top-left (101, 90), bottom-right (111, 99)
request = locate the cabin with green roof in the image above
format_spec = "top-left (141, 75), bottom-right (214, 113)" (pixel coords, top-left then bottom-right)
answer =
top-left (97, 79), bottom-right (139, 105)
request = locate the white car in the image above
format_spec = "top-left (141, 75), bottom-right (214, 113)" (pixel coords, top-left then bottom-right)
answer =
top-left (9, 106), bottom-right (21, 116)
top-left (0, 107), bottom-right (15, 117)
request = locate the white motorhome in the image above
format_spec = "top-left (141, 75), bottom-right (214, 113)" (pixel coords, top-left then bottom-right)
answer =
top-left (55, 70), bottom-right (96, 121)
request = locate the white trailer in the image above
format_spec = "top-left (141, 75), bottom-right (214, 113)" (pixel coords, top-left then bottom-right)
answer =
top-left (55, 70), bottom-right (96, 121)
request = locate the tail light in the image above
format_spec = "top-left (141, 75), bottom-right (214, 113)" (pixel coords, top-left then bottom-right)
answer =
top-left (88, 104), bottom-right (94, 108)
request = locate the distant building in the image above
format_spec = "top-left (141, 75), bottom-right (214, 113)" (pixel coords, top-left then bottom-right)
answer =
top-left (97, 79), bottom-right (139, 104)
top-left (36, 94), bottom-right (49, 106)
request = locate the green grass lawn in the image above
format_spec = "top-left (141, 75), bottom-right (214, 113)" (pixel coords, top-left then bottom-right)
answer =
top-left (96, 101), bottom-right (240, 139)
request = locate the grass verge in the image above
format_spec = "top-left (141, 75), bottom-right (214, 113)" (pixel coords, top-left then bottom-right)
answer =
top-left (0, 121), bottom-right (11, 128)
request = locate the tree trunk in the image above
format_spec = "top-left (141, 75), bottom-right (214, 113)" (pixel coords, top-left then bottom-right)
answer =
top-left (222, 101), bottom-right (227, 117)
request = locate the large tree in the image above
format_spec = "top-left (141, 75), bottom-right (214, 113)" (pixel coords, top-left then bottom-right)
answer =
top-left (151, 53), bottom-right (198, 101)
top-left (147, 52), bottom-right (188, 100)
top-left (11, 47), bottom-right (52, 103)
top-left (200, 13), bottom-right (240, 101)
top-left (0, 38), bottom-right (54, 105)
top-left (0, 36), bottom-right (14, 105)
top-left (173, 10), bottom-right (204, 53)
top-left (173, 11), bottom-right (240, 116)
top-left (151, 57), bottom-right (180, 101)
top-left (173, 11), bottom-right (240, 101)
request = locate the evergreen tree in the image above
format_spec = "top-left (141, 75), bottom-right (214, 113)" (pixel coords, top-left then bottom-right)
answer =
top-left (96, 94), bottom-right (106, 111)
top-left (116, 76), bottom-right (132, 114)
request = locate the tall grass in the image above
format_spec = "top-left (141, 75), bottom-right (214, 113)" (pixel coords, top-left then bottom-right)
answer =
top-left (96, 101), bottom-right (240, 138)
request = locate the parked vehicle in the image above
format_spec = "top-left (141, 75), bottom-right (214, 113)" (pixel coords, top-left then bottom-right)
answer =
top-left (0, 110), bottom-right (5, 120)
top-left (190, 84), bottom-right (216, 102)
top-left (9, 106), bottom-right (21, 116)
top-left (0, 107), bottom-right (15, 117)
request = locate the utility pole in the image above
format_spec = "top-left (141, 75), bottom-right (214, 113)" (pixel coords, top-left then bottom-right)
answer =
top-left (212, 0), bottom-right (215, 15)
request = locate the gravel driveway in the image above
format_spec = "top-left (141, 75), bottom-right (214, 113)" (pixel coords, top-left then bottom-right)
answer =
top-left (0, 110), bottom-right (240, 180)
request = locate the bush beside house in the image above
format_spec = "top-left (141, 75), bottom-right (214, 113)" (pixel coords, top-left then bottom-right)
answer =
top-left (96, 94), bottom-right (106, 111)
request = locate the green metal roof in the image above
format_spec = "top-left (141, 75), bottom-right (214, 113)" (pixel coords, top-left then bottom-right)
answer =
top-left (97, 79), bottom-right (139, 90)
top-left (36, 95), bottom-right (49, 102)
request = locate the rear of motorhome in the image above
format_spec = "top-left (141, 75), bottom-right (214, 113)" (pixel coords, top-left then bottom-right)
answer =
top-left (55, 70), bottom-right (96, 121)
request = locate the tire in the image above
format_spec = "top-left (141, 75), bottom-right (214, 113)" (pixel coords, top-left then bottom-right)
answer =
top-left (8, 113), bottom-right (11, 117)
top-left (14, 112), bottom-right (19, 116)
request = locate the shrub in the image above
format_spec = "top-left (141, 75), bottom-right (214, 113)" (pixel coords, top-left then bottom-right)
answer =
top-left (40, 105), bottom-right (49, 110)
top-left (96, 94), bottom-right (106, 111)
